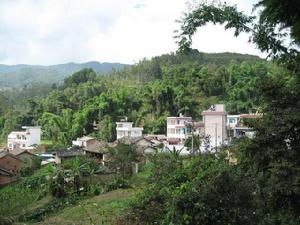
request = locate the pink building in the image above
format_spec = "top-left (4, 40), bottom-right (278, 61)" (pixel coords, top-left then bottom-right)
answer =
top-left (202, 104), bottom-right (227, 148)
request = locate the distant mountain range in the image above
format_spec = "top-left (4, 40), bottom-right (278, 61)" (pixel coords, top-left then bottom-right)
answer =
top-left (0, 61), bottom-right (128, 87)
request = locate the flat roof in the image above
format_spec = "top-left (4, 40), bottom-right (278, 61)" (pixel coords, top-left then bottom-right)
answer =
top-left (167, 117), bottom-right (192, 119)
top-left (22, 126), bottom-right (41, 129)
top-left (234, 127), bottom-right (254, 130)
top-left (9, 131), bottom-right (26, 134)
top-left (116, 127), bottom-right (143, 130)
top-left (116, 122), bottom-right (133, 124)
top-left (202, 111), bottom-right (227, 116)
top-left (227, 115), bottom-right (240, 117)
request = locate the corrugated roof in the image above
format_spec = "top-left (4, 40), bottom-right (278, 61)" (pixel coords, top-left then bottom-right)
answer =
top-left (83, 141), bottom-right (108, 153)
top-left (56, 149), bottom-right (85, 157)
top-left (9, 148), bottom-right (34, 156)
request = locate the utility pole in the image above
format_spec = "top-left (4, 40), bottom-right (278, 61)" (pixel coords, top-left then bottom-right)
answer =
top-left (215, 123), bottom-right (217, 150)
top-left (191, 121), bottom-right (194, 155)
top-left (185, 121), bottom-right (194, 155)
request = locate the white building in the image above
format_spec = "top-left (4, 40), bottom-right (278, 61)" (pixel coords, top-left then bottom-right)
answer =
top-left (116, 122), bottom-right (143, 140)
top-left (7, 126), bottom-right (41, 151)
top-left (166, 114), bottom-right (192, 143)
top-left (232, 114), bottom-right (260, 139)
top-left (202, 104), bottom-right (227, 149)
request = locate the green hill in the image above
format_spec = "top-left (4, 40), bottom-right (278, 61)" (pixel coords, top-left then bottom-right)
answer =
top-left (0, 61), bottom-right (128, 87)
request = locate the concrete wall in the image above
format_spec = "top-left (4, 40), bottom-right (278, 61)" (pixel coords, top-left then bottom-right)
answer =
top-left (25, 127), bottom-right (41, 147)
top-left (204, 114), bottom-right (227, 148)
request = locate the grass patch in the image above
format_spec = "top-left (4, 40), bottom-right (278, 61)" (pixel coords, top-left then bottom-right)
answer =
top-left (40, 139), bottom-right (53, 145)
top-left (29, 189), bottom-right (134, 225)
top-left (0, 165), bottom-right (53, 219)
top-left (22, 172), bottom-right (148, 225)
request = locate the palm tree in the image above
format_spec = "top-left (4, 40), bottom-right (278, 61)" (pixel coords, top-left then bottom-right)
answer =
top-left (43, 108), bottom-right (73, 146)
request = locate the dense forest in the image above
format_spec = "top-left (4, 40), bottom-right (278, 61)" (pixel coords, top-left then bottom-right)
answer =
top-left (0, 50), bottom-right (280, 147)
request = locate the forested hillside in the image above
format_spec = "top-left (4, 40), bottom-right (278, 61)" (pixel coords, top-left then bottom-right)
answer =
top-left (0, 61), bottom-right (127, 88)
top-left (0, 50), bottom-right (281, 147)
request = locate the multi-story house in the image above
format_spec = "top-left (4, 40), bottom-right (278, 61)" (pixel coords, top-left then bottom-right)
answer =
top-left (116, 122), bottom-right (143, 140)
top-left (166, 114), bottom-right (192, 144)
top-left (202, 104), bottom-right (228, 148)
top-left (7, 126), bottom-right (41, 151)
top-left (232, 114), bottom-right (261, 138)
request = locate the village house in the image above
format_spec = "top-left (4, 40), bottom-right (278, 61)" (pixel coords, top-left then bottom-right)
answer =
top-left (226, 115), bottom-right (240, 138)
top-left (116, 122), bottom-right (143, 140)
top-left (166, 114), bottom-right (192, 144)
top-left (202, 104), bottom-right (228, 149)
top-left (163, 104), bottom-right (228, 153)
top-left (227, 115), bottom-right (240, 128)
top-left (192, 121), bottom-right (205, 136)
top-left (83, 140), bottom-right (109, 164)
top-left (7, 126), bottom-right (41, 151)
top-left (57, 136), bottom-right (109, 165)
top-left (232, 113), bottom-right (261, 138)
top-left (0, 151), bottom-right (23, 186)
top-left (54, 149), bottom-right (86, 164)
top-left (72, 136), bottom-right (98, 147)
top-left (10, 148), bottom-right (40, 169)
top-left (117, 136), bottom-right (156, 155)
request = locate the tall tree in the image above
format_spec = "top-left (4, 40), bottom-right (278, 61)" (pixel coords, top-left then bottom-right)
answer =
top-left (176, 1), bottom-right (300, 224)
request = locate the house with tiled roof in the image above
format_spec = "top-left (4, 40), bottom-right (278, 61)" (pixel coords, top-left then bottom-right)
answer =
top-left (0, 151), bottom-right (23, 186)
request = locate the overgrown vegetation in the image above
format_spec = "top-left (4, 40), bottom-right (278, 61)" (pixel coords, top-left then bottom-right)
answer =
top-left (0, 145), bottom-right (140, 224)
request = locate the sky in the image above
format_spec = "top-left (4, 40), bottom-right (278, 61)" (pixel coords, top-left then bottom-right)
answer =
top-left (0, 0), bottom-right (263, 65)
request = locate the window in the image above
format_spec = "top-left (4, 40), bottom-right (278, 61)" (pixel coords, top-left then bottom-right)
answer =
top-left (229, 118), bottom-right (236, 123)
top-left (177, 120), bottom-right (180, 125)
top-left (170, 119), bottom-right (175, 125)
top-left (22, 144), bottom-right (25, 147)
top-left (176, 129), bottom-right (180, 134)
top-left (168, 128), bottom-right (175, 134)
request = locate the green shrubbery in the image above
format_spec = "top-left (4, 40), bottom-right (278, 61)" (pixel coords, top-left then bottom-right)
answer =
top-left (119, 140), bottom-right (300, 225)
top-left (0, 165), bottom-right (51, 219)
top-left (0, 149), bottom-right (139, 223)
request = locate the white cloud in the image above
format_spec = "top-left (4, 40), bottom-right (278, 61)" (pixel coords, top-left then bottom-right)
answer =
top-left (0, 0), bottom-right (264, 65)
